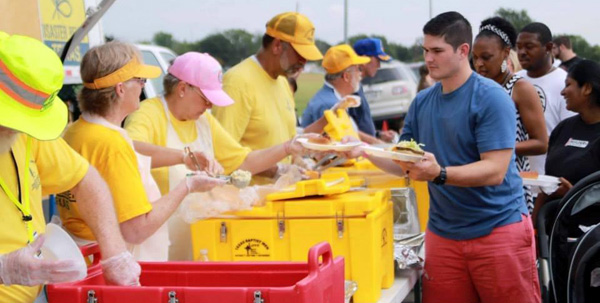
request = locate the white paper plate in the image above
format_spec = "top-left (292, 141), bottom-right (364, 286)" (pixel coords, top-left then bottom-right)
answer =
top-left (297, 138), bottom-right (362, 151)
top-left (361, 145), bottom-right (423, 163)
top-left (522, 175), bottom-right (561, 187)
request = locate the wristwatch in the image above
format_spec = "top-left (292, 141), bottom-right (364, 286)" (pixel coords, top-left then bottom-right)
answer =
top-left (433, 166), bottom-right (447, 185)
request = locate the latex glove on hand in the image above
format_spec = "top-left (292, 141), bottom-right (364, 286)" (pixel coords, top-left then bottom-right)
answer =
top-left (284, 134), bottom-right (321, 157)
top-left (185, 172), bottom-right (227, 193)
top-left (183, 149), bottom-right (224, 177)
top-left (292, 155), bottom-right (317, 170)
top-left (276, 163), bottom-right (307, 179)
top-left (0, 235), bottom-right (82, 286)
top-left (100, 250), bottom-right (141, 286)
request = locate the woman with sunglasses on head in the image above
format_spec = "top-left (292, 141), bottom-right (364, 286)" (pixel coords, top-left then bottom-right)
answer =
top-left (472, 17), bottom-right (548, 213)
top-left (56, 41), bottom-right (226, 262)
top-left (532, 59), bottom-right (600, 222)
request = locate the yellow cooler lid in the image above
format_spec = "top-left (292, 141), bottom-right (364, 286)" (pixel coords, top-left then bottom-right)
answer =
top-left (323, 109), bottom-right (359, 141)
top-left (267, 172), bottom-right (351, 201)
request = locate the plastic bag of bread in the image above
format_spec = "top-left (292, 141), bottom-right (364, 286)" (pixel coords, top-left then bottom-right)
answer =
top-left (179, 165), bottom-right (304, 222)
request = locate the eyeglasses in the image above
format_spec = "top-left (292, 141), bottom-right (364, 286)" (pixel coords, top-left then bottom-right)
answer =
top-left (188, 84), bottom-right (212, 106)
top-left (130, 77), bottom-right (147, 85)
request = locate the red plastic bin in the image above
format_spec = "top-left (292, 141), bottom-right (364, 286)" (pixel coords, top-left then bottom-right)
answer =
top-left (47, 242), bottom-right (344, 303)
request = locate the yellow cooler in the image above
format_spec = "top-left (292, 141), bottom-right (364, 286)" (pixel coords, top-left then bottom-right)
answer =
top-left (190, 188), bottom-right (394, 303)
top-left (326, 159), bottom-right (430, 232)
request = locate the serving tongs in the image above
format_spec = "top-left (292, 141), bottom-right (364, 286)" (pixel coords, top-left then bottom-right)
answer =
top-left (184, 146), bottom-right (212, 176)
top-left (184, 147), bottom-right (249, 188)
top-left (313, 154), bottom-right (347, 172)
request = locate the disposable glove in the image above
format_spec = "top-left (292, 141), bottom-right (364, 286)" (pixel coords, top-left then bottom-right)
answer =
top-left (100, 250), bottom-right (141, 286)
top-left (0, 235), bottom-right (81, 286)
top-left (185, 172), bottom-right (227, 193)
top-left (284, 134), bottom-right (320, 156)
top-left (183, 149), bottom-right (224, 177)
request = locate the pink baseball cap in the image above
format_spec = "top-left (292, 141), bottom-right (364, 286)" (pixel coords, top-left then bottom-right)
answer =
top-left (168, 52), bottom-right (234, 106)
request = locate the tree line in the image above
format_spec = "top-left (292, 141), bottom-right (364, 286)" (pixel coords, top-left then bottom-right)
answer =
top-left (137, 8), bottom-right (600, 67)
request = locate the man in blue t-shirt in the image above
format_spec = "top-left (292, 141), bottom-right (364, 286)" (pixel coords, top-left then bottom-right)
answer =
top-left (353, 12), bottom-right (540, 303)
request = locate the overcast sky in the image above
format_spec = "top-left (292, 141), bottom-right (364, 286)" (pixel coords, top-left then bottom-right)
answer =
top-left (102, 0), bottom-right (599, 47)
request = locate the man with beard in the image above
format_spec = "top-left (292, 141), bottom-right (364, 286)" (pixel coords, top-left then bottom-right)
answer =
top-left (212, 12), bottom-right (322, 155)
top-left (300, 45), bottom-right (364, 124)
top-left (553, 36), bottom-right (583, 71)
top-left (0, 33), bottom-right (140, 302)
top-left (516, 23), bottom-right (576, 175)
top-left (300, 45), bottom-right (384, 144)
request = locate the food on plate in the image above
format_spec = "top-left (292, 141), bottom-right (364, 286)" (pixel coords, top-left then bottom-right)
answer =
top-left (388, 139), bottom-right (425, 156)
top-left (337, 95), bottom-right (361, 110)
top-left (230, 169), bottom-right (252, 188)
top-left (304, 170), bottom-right (320, 180)
top-left (520, 171), bottom-right (539, 179)
top-left (308, 136), bottom-right (333, 145)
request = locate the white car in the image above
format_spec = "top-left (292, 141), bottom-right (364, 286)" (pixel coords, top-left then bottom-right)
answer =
top-left (362, 61), bottom-right (417, 122)
top-left (136, 44), bottom-right (178, 99)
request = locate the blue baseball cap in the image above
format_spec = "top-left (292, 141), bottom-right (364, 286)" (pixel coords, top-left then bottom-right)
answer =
top-left (353, 38), bottom-right (391, 62)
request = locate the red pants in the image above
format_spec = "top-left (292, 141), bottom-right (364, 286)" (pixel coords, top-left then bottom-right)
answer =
top-left (423, 215), bottom-right (541, 303)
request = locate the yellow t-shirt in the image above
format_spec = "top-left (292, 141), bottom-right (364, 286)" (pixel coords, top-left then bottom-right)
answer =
top-left (124, 97), bottom-right (251, 195)
top-left (212, 57), bottom-right (296, 153)
top-left (57, 119), bottom-right (152, 240)
top-left (0, 134), bottom-right (88, 303)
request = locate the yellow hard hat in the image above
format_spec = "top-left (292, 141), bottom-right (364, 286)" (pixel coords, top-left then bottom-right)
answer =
top-left (0, 32), bottom-right (67, 140)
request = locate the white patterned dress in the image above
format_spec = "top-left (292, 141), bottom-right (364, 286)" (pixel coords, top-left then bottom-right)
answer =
top-left (503, 74), bottom-right (534, 213)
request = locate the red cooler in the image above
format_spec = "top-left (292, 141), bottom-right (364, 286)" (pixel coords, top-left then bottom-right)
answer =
top-left (47, 242), bottom-right (344, 303)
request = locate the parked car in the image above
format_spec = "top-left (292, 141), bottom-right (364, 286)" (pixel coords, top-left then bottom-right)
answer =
top-left (136, 44), bottom-right (178, 99)
top-left (407, 61), bottom-right (425, 82)
top-left (361, 60), bottom-right (417, 129)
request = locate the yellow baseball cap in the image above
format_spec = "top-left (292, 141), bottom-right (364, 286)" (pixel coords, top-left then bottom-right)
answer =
top-left (0, 32), bottom-right (68, 140)
top-left (266, 12), bottom-right (323, 61)
top-left (322, 44), bottom-right (371, 74)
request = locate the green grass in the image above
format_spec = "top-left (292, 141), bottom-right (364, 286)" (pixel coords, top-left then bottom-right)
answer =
top-left (295, 72), bottom-right (324, 117)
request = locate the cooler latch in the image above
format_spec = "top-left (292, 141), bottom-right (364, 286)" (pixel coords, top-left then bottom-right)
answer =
top-left (336, 211), bottom-right (344, 238)
top-left (254, 290), bottom-right (265, 303)
top-left (277, 212), bottom-right (285, 239)
top-left (220, 222), bottom-right (227, 243)
top-left (168, 291), bottom-right (179, 303)
top-left (87, 290), bottom-right (97, 303)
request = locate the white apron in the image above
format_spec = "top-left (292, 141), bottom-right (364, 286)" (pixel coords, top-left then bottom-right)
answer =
top-left (79, 113), bottom-right (169, 261)
top-left (159, 96), bottom-right (214, 261)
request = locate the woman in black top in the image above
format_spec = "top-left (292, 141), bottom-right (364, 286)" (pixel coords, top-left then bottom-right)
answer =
top-left (533, 59), bottom-right (600, 221)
